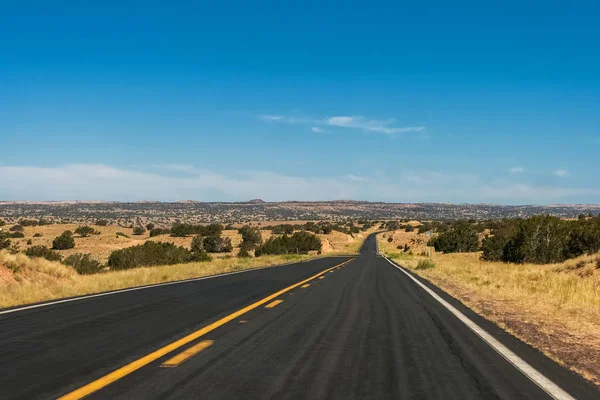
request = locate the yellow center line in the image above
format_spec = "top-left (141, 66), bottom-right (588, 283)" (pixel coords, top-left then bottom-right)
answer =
top-left (265, 299), bottom-right (283, 309)
top-left (161, 340), bottom-right (214, 368)
top-left (300, 284), bottom-right (311, 288)
top-left (58, 258), bottom-right (354, 400)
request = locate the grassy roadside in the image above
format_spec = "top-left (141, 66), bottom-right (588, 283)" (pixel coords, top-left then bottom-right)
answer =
top-left (377, 232), bottom-right (600, 388)
top-left (0, 229), bottom-right (373, 309)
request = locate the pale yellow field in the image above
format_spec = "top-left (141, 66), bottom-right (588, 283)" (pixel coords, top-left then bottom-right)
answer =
top-left (0, 224), bottom-right (371, 308)
top-left (8, 223), bottom-right (364, 263)
top-left (377, 231), bottom-right (600, 387)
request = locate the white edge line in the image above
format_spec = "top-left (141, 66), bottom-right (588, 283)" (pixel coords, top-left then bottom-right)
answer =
top-left (383, 256), bottom-right (575, 400)
top-left (0, 257), bottom-right (342, 316)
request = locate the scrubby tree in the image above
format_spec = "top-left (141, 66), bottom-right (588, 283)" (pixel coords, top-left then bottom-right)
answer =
top-left (108, 242), bottom-right (193, 270)
top-left (96, 219), bottom-right (109, 226)
top-left (25, 245), bottom-right (63, 262)
top-left (75, 226), bottom-right (96, 237)
top-left (430, 221), bottom-right (479, 253)
top-left (238, 225), bottom-right (262, 251)
top-left (64, 253), bottom-right (103, 275)
top-left (149, 228), bottom-right (170, 237)
top-left (145, 223), bottom-right (155, 231)
top-left (203, 235), bottom-right (233, 253)
top-left (132, 226), bottom-right (146, 235)
top-left (10, 224), bottom-right (24, 232)
top-left (53, 230), bottom-right (75, 250)
top-left (255, 231), bottom-right (322, 256)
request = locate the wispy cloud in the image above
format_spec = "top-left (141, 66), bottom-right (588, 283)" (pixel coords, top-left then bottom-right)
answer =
top-left (509, 166), bottom-right (525, 174)
top-left (311, 126), bottom-right (324, 133)
top-left (346, 174), bottom-right (367, 182)
top-left (554, 169), bottom-right (569, 177)
top-left (259, 114), bottom-right (425, 135)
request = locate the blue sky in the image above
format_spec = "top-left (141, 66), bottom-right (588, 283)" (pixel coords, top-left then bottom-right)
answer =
top-left (1, 1), bottom-right (599, 203)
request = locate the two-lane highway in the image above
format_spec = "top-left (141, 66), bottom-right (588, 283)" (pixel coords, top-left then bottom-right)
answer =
top-left (1, 235), bottom-right (598, 399)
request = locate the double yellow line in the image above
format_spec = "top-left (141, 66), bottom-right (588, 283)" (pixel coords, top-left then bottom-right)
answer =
top-left (59, 258), bottom-right (354, 400)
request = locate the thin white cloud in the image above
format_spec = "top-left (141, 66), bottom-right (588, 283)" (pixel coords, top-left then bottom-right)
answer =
top-left (259, 113), bottom-right (425, 135)
top-left (326, 116), bottom-right (425, 134)
top-left (509, 166), bottom-right (525, 174)
top-left (0, 164), bottom-right (597, 204)
top-left (258, 115), bottom-right (285, 122)
top-left (554, 169), bottom-right (569, 177)
top-left (311, 127), bottom-right (324, 133)
top-left (346, 174), bottom-right (367, 182)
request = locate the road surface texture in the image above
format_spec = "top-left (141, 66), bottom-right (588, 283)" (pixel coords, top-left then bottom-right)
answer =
top-left (1, 234), bottom-right (598, 399)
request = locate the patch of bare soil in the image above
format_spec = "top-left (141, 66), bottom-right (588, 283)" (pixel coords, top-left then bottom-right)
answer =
top-left (0, 263), bottom-right (17, 284)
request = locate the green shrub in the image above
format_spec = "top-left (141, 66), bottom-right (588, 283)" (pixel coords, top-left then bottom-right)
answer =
top-left (405, 225), bottom-right (415, 232)
top-left (25, 245), bottom-right (63, 262)
top-left (203, 235), bottom-right (233, 253)
top-left (430, 221), bottom-right (479, 253)
top-left (116, 232), bottom-right (130, 239)
top-left (33, 233), bottom-right (43, 237)
top-left (271, 224), bottom-right (294, 235)
top-left (0, 219), bottom-right (4, 227)
top-left (416, 259), bottom-right (436, 270)
top-left (75, 226), bottom-right (96, 237)
top-left (10, 232), bottom-right (25, 238)
top-left (96, 219), bottom-right (109, 226)
top-left (64, 253), bottom-right (103, 275)
top-left (9, 224), bottom-right (24, 232)
top-left (108, 241), bottom-right (193, 270)
top-left (238, 225), bottom-right (262, 250)
top-left (170, 223), bottom-right (223, 237)
top-left (26, 239), bottom-right (32, 245)
top-left (145, 223), bottom-right (155, 231)
top-left (132, 226), bottom-right (146, 235)
top-left (52, 231), bottom-right (75, 250)
top-left (255, 231), bottom-right (321, 256)
top-left (1, 236), bottom-right (12, 250)
top-left (149, 228), bottom-right (170, 237)
top-left (190, 234), bottom-right (204, 253)
top-left (237, 248), bottom-right (251, 258)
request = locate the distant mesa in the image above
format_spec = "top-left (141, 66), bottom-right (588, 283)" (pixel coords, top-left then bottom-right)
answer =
top-left (247, 199), bottom-right (266, 204)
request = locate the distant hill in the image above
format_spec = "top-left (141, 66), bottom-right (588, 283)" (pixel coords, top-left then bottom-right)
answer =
top-left (0, 200), bottom-right (598, 224)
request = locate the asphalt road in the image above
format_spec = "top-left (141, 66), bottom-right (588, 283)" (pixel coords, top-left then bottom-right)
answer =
top-left (1, 235), bottom-right (598, 399)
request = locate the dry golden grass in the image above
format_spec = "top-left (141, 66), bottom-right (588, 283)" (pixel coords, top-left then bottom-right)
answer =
top-left (0, 226), bottom-right (368, 309)
top-left (0, 251), bottom-right (312, 309)
top-left (377, 232), bottom-right (600, 387)
top-left (12, 223), bottom-right (363, 263)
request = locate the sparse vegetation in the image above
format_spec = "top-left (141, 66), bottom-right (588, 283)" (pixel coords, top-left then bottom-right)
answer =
top-left (75, 225), bottom-right (97, 237)
top-left (149, 228), bottom-right (170, 237)
top-left (238, 225), bottom-right (262, 251)
top-left (132, 226), bottom-right (146, 235)
top-left (52, 231), bottom-right (75, 250)
top-left (415, 259), bottom-right (436, 270)
top-left (24, 245), bottom-right (63, 262)
top-left (10, 224), bottom-right (24, 232)
top-left (429, 220), bottom-right (479, 253)
top-left (64, 253), bottom-right (104, 275)
top-left (255, 231), bottom-right (321, 256)
top-left (116, 232), bottom-right (130, 238)
top-left (202, 235), bottom-right (233, 253)
top-left (108, 241), bottom-right (193, 270)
